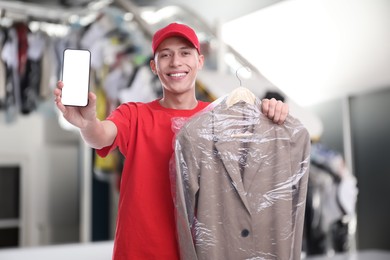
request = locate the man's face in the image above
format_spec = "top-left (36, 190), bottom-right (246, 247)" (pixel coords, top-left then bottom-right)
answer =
top-left (150, 36), bottom-right (204, 96)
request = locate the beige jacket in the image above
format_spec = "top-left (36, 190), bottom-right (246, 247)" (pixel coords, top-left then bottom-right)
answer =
top-left (173, 100), bottom-right (311, 260)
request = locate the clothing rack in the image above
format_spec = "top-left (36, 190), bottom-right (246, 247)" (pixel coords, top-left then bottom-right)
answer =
top-left (0, 1), bottom-right (79, 23)
top-left (0, 0), bottom-right (116, 245)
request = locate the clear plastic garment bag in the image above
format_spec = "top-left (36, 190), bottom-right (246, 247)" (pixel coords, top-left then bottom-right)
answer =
top-left (171, 88), bottom-right (311, 260)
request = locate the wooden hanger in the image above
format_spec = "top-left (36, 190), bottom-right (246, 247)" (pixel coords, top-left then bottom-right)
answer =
top-left (226, 86), bottom-right (256, 107)
top-left (226, 67), bottom-right (256, 107)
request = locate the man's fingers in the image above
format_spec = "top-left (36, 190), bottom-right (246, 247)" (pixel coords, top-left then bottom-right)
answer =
top-left (87, 92), bottom-right (96, 107)
top-left (279, 103), bottom-right (289, 124)
top-left (57, 80), bottom-right (64, 89)
top-left (271, 100), bottom-right (282, 123)
top-left (261, 98), bottom-right (271, 116)
top-left (261, 98), bottom-right (289, 124)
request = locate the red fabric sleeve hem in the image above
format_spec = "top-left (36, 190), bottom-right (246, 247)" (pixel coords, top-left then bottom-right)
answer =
top-left (96, 145), bottom-right (112, 158)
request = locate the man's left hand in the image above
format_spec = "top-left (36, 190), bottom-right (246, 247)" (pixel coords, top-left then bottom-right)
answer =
top-left (261, 98), bottom-right (289, 124)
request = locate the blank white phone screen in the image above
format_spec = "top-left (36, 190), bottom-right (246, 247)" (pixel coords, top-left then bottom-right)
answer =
top-left (61, 49), bottom-right (91, 106)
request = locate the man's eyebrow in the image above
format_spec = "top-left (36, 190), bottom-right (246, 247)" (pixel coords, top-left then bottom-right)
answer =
top-left (158, 48), bottom-right (171, 52)
top-left (159, 46), bottom-right (194, 52)
top-left (180, 46), bottom-right (193, 50)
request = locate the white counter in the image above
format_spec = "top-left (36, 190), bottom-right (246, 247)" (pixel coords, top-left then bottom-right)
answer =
top-left (0, 241), bottom-right (113, 260)
top-left (306, 250), bottom-right (390, 260)
top-left (0, 242), bottom-right (389, 260)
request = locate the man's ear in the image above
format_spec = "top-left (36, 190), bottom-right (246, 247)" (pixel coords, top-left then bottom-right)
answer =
top-left (150, 59), bottom-right (157, 74)
top-left (198, 54), bottom-right (205, 70)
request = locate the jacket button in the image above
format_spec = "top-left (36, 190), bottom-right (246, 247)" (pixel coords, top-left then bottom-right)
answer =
top-left (241, 229), bottom-right (250, 237)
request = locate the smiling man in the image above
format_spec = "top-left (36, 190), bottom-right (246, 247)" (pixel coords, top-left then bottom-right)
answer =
top-left (54, 22), bottom-right (289, 260)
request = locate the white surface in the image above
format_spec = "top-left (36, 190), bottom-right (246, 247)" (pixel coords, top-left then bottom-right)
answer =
top-left (305, 250), bottom-right (390, 260)
top-left (0, 113), bottom-right (79, 246)
top-left (0, 241), bottom-right (113, 260)
top-left (223, 0), bottom-right (390, 106)
top-left (0, 243), bottom-right (388, 260)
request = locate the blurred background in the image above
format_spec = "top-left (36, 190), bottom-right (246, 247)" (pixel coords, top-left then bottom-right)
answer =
top-left (0, 0), bottom-right (389, 259)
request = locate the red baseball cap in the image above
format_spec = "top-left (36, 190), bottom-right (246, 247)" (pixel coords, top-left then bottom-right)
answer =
top-left (152, 22), bottom-right (200, 54)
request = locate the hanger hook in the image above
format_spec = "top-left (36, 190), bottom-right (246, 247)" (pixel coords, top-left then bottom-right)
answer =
top-left (235, 66), bottom-right (251, 86)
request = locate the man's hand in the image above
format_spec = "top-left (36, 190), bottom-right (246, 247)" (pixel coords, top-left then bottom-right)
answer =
top-left (261, 98), bottom-right (289, 124)
top-left (54, 80), bottom-right (97, 129)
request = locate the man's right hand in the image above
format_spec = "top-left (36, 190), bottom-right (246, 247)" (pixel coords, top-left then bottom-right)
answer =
top-left (54, 80), bottom-right (97, 129)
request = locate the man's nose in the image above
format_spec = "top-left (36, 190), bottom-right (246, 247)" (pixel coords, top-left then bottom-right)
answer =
top-left (170, 54), bottom-right (182, 66)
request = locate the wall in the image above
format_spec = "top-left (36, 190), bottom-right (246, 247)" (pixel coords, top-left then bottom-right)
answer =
top-left (309, 98), bottom-right (344, 154)
top-left (349, 88), bottom-right (390, 250)
top-left (0, 108), bottom-right (80, 247)
top-left (308, 87), bottom-right (390, 251)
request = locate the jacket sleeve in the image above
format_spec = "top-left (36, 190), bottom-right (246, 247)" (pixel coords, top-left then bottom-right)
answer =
top-left (174, 127), bottom-right (200, 260)
top-left (289, 117), bottom-right (311, 259)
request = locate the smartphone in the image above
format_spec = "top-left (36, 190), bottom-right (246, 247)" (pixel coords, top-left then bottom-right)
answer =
top-left (61, 49), bottom-right (91, 106)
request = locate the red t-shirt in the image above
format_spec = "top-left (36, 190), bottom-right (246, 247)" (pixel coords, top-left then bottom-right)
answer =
top-left (97, 99), bottom-right (210, 260)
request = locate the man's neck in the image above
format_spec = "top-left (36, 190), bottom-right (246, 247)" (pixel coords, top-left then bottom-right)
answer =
top-left (159, 95), bottom-right (198, 110)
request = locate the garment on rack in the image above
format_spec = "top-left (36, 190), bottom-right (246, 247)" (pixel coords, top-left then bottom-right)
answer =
top-left (0, 22), bottom-right (60, 118)
top-left (304, 143), bottom-right (358, 256)
top-left (39, 34), bottom-right (57, 100)
top-left (20, 30), bottom-right (46, 114)
top-left (118, 63), bottom-right (159, 103)
top-left (172, 92), bottom-right (311, 260)
top-left (0, 29), bottom-right (6, 108)
top-left (1, 27), bottom-right (20, 123)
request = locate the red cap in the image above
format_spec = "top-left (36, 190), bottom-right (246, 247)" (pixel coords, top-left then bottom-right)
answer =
top-left (152, 23), bottom-right (200, 54)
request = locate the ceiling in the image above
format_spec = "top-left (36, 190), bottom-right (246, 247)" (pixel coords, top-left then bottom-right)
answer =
top-left (221, 0), bottom-right (390, 106)
top-left (132, 0), bottom-right (390, 107)
top-left (13, 0), bottom-right (91, 7)
top-left (0, 0), bottom-right (107, 22)
top-left (158, 0), bottom-right (284, 26)
top-left (165, 0), bottom-right (390, 106)
top-left (1, 0), bottom-right (389, 107)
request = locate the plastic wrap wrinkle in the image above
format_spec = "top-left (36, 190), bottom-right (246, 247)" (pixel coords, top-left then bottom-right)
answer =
top-left (171, 94), bottom-right (311, 260)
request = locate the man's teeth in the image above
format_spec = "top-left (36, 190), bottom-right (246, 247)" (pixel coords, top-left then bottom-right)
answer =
top-left (170, 73), bottom-right (186, 77)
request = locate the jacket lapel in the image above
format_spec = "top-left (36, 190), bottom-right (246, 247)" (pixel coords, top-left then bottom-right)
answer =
top-left (242, 122), bottom-right (273, 193)
top-left (215, 140), bottom-right (251, 214)
top-left (213, 109), bottom-right (278, 215)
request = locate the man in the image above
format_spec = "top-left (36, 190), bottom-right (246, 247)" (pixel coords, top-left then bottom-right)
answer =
top-left (54, 22), bottom-right (289, 259)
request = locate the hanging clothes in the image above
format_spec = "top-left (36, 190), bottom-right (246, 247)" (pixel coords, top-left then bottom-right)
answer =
top-left (0, 21), bottom-right (63, 119)
top-left (39, 34), bottom-right (58, 100)
top-left (172, 91), bottom-right (311, 260)
top-left (304, 142), bottom-right (358, 256)
top-left (0, 29), bottom-right (6, 108)
top-left (20, 30), bottom-right (46, 114)
top-left (1, 26), bottom-right (20, 123)
top-left (118, 60), bottom-right (159, 104)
